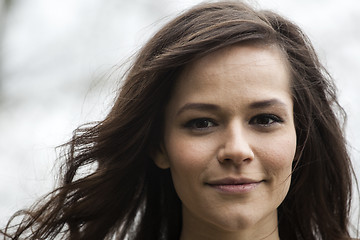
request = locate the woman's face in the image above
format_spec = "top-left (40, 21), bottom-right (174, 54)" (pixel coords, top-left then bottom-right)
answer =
top-left (154, 44), bottom-right (297, 239)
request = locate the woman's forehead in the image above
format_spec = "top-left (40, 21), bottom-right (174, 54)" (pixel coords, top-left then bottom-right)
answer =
top-left (165, 44), bottom-right (293, 115)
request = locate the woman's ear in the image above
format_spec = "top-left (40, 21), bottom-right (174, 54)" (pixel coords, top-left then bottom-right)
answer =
top-left (150, 144), bottom-right (170, 169)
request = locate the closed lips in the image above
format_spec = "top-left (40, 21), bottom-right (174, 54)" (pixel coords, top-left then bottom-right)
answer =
top-left (206, 178), bottom-right (262, 185)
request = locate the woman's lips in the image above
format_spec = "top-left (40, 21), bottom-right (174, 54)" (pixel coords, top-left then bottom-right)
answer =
top-left (206, 178), bottom-right (262, 194)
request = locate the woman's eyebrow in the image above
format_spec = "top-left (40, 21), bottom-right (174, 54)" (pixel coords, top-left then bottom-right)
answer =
top-left (176, 99), bottom-right (288, 116)
top-left (248, 99), bottom-right (288, 109)
top-left (176, 103), bottom-right (220, 116)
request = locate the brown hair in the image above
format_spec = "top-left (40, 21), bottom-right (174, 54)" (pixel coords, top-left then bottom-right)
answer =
top-left (2, 1), bottom-right (358, 239)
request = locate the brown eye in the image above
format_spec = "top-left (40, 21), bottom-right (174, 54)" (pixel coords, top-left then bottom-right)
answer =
top-left (250, 114), bottom-right (283, 126)
top-left (185, 118), bottom-right (217, 129)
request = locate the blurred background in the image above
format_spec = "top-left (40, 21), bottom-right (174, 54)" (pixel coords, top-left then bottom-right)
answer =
top-left (0, 0), bottom-right (359, 231)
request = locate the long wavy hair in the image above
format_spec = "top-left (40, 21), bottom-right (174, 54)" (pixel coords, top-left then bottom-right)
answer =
top-left (2, 1), bottom-right (358, 240)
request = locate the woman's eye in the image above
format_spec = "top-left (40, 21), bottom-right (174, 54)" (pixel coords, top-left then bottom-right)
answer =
top-left (250, 114), bottom-right (283, 126)
top-left (184, 118), bottom-right (217, 130)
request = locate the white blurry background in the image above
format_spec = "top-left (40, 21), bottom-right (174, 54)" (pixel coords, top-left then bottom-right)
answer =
top-left (0, 0), bottom-right (359, 231)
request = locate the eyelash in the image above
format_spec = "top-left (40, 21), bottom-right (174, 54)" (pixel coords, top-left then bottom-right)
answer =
top-left (249, 114), bottom-right (283, 127)
top-left (184, 114), bottom-right (283, 131)
top-left (184, 118), bottom-right (218, 130)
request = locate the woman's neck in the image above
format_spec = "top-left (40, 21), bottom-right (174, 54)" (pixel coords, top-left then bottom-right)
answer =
top-left (179, 207), bottom-right (280, 240)
top-left (179, 226), bottom-right (280, 240)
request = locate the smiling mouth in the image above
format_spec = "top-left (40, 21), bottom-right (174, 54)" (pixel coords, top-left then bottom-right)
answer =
top-left (206, 178), bottom-right (263, 194)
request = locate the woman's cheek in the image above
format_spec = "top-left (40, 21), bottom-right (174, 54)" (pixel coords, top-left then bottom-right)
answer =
top-left (257, 133), bottom-right (296, 176)
top-left (167, 134), bottom-right (217, 170)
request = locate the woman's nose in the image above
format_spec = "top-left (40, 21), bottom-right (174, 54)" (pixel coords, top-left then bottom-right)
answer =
top-left (217, 121), bottom-right (254, 165)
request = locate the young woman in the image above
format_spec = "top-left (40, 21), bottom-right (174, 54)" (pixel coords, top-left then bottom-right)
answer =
top-left (2, 1), bottom-right (358, 240)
